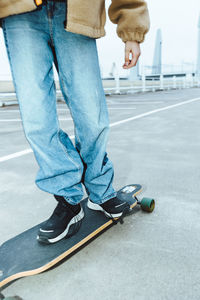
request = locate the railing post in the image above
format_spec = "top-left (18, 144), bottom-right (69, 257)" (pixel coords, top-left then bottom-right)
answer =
top-left (152, 79), bottom-right (155, 92)
top-left (194, 73), bottom-right (198, 87)
top-left (186, 73), bottom-right (192, 88)
top-left (114, 69), bottom-right (120, 94)
top-left (191, 73), bottom-right (195, 87)
top-left (197, 74), bottom-right (200, 87)
top-left (183, 75), bottom-right (187, 88)
top-left (160, 74), bottom-right (163, 90)
top-left (173, 76), bottom-right (176, 89)
top-left (142, 74), bottom-right (146, 92)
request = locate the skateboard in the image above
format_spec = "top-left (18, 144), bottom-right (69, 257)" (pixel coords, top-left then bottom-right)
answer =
top-left (0, 184), bottom-right (155, 297)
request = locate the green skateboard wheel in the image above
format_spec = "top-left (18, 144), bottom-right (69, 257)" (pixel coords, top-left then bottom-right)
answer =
top-left (140, 198), bottom-right (155, 212)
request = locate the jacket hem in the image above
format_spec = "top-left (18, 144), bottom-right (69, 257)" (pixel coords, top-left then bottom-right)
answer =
top-left (0, 0), bottom-right (36, 19)
top-left (65, 20), bottom-right (106, 39)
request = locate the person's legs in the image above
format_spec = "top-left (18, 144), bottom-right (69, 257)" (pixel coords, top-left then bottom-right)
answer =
top-left (2, 0), bottom-right (130, 243)
top-left (52, 1), bottom-right (117, 204)
top-left (1, 3), bottom-right (84, 205)
top-left (2, 1), bottom-right (86, 243)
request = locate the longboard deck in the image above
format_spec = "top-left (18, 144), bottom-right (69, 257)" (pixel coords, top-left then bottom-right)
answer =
top-left (0, 184), bottom-right (142, 288)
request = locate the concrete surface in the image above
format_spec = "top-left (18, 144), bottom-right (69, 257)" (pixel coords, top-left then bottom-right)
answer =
top-left (0, 88), bottom-right (200, 300)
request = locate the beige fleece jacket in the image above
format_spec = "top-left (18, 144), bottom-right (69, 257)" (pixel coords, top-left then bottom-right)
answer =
top-left (0, 0), bottom-right (150, 43)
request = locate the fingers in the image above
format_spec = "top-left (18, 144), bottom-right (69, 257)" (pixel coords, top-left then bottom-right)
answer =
top-left (122, 41), bottom-right (141, 69)
top-left (123, 48), bottom-right (131, 67)
top-left (123, 50), bottom-right (140, 69)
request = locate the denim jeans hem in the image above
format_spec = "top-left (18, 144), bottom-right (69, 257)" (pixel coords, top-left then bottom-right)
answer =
top-left (89, 191), bottom-right (117, 205)
top-left (63, 196), bottom-right (83, 205)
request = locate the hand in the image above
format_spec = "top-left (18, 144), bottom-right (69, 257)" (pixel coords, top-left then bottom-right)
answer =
top-left (122, 41), bottom-right (141, 69)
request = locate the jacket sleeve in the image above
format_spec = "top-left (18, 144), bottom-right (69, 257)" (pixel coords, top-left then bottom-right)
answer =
top-left (108, 0), bottom-right (150, 43)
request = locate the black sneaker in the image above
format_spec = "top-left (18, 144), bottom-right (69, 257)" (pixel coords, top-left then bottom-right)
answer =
top-left (87, 196), bottom-right (131, 218)
top-left (37, 196), bottom-right (84, 244)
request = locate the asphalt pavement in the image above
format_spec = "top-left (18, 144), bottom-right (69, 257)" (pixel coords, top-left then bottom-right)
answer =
top-left (0, 88), bottom-right (200, 300)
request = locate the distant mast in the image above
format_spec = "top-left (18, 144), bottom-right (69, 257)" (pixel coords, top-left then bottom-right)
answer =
top-left (196, 14), bottom-right (200, 75)
top-left (152, 29), bottom-right (162, 75)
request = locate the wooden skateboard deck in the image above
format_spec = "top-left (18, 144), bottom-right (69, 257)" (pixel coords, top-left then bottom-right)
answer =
top-left (0, 184), bottom-right (154, 290)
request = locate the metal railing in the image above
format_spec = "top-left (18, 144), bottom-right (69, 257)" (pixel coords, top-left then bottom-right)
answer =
top-left (103, 74), bottom-right (200, 95)
top-left (0, 74), bottom-right (200, 107)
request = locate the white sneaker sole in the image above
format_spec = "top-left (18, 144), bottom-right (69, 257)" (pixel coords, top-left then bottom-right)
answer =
top-left (87, 198), bottom-right (123, 218)
top-left (37, 207), bottom-right (84, 244)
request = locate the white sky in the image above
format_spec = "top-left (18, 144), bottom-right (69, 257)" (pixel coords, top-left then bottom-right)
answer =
top-left (0, 0), bottom-right (200, 78)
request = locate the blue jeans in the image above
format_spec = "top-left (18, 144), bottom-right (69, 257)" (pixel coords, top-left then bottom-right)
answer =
top-left (1, 0), bottom-right (117, 205)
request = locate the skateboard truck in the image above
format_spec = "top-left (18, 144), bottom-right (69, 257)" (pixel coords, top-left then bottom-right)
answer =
top-left (111, 207), bottom-right (134, 225)
top-left (112, 190), bottom-right (155, 226)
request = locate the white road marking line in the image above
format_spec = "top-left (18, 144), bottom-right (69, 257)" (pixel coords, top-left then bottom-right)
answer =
top-left (0, 118), bottom-right (73, 122)
top-left (0, 149), bottom-right (33, 162)
top-left (0, 110), bottom-right (20, 113)
top-left (0, 108), bottom-right (137, 122)
top-left (58, 101), bottom-right (163, 107)
top-left (0, 106), bottom-right (139, 113)
top-left (0, 109), bottom-right (71, 113)
top-left (108, 108), bottom-right (136, 110)
top-left (0, 96), bottom-right (199, 163)
top-left (0, 102), bottom-right (163, 113)
top-left (110, 97), bottom-right (200, 127)
top-left (0, 119), bottom-right (21, 122)
top-left (108, 101), bottom-right (164, 104)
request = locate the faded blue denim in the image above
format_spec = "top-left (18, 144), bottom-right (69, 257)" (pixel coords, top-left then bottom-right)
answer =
top-left (1, 0), bottom-right (117, 205)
